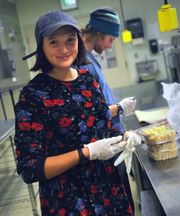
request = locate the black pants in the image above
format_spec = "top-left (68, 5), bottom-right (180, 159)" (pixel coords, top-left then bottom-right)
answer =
top-left (118, 161), bottom-right (135, 216)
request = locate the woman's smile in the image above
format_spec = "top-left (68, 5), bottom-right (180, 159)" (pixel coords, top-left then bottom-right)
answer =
top-left (43, 26), bottom-right (78, 70)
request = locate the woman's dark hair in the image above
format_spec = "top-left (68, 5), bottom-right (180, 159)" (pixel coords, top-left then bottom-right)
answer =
top-left (73, 34), bottom-right (90, 67)
top-left (30, 31), bottom-right (89, 73)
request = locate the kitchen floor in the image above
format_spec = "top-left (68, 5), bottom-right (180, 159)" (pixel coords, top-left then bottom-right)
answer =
top-left (0, 138), bottom-right (141, 216)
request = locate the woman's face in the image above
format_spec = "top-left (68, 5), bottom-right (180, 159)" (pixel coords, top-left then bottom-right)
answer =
top-left (43, 26), bottom-right (78, 70)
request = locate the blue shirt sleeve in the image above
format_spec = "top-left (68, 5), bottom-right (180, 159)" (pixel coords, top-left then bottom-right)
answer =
top-left (79, 52), bottom-right (125, 133)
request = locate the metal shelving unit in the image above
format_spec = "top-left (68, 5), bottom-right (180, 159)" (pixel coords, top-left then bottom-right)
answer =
top-left (0, 87), bottom-right (40, 216)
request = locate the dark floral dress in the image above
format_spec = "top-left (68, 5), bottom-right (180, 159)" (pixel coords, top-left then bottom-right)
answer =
top-left (14, 69), bottom-right (132, 216)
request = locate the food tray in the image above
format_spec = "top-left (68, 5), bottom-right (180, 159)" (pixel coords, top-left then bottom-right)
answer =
top-left (148, 148), bottom-right (177, 161)
top-left (147, 141), bottom-right (177, 152)
top-left (139, 122), bottom-right (176, 145)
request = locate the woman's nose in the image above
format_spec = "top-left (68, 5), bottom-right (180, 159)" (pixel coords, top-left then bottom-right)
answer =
top-left (57, 43), bottom-right (68, 52)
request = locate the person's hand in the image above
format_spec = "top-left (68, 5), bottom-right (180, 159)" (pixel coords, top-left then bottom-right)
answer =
top-left (84, 135), bottom-right (126, 160)
top-left (114, 131), bottom-right (142, 173)
top-left (124, 131), bottom-right (142, 147)
top-left (119, 97), bottom-right (136, 116)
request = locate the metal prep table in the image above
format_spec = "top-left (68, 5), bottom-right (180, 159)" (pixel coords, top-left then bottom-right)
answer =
top-left (111, 81), bottom-right (180, 216)
top-left (0, 119), bottom-right (15, 144)
top-left (123, 114), bottom-right (180, 216)
top-left (136, 144), bottom-right (180, 216)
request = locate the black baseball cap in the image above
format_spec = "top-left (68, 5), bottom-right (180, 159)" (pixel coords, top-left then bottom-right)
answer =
top-left (23, 10), bottom-right (80, 60)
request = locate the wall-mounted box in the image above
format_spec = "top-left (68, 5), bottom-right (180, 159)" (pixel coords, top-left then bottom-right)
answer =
top-left (126, 18), bottom-right (144, 39)
top-left (136, 60), bottom-right (159, 81)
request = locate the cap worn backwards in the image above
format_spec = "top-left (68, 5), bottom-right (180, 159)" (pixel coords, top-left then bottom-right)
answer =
top-left (88, 7), bottom-right (121, 37)
top-left (23, 10), bottom-right (80, 60)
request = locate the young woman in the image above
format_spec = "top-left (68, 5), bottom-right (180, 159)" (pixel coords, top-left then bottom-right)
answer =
top-left (14, 10), bottom-right (139, 215)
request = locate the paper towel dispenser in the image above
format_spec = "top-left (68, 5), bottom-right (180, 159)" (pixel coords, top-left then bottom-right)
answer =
top-left (126, 18), bottom-right (144, 39)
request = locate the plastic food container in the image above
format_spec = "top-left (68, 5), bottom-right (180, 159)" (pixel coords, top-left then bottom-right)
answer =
top-left (139, 123), bottom-right (177, 161)
top-left (148, 147), bottom-right (177, 161)
top-left (141, 124), bottom-right (176, 144)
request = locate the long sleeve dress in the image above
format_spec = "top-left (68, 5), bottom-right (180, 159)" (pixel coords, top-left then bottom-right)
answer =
top-left (14, 69), bottom-right (133, 216)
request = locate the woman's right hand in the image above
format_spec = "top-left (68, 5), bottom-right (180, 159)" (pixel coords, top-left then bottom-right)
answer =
top-left (84, 135), bottom-right (126, 160)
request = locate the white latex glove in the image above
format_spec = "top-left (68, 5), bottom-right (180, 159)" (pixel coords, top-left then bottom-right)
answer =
top-left (114, 131), bottom-right (142, 173)
top-left (84, 135), bottom-right (126, 160)
top-left (119, 97), bottom-right (136, 116)
top-left (124, 131), bottom-right (142, 146)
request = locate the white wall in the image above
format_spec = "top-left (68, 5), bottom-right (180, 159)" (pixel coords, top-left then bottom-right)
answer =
top-left (16, 0), bottom-right (132, 87)
top-left (122, 0), bottom-right (180, 83)
top-left (15, 0), bottom-right (180, 87)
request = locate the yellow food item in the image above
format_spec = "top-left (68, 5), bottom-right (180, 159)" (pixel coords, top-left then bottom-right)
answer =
top-left (148, 147), bottom-right (177, 161)
top-left (148, 141), bottom-right (177, 152)
top-left (142, 124), bottom-right (177, 161)
top-left (143, 125), bottom-right (176, 144)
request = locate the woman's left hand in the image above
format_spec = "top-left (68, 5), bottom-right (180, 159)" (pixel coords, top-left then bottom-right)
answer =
top-left (113, 131), bottom-right (142, 172)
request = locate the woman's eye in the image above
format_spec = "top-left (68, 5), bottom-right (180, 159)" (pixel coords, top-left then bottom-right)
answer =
top-left (49, 40), bottom-right (58, 45)
top-left (68, 37), bottom-right (76, 43)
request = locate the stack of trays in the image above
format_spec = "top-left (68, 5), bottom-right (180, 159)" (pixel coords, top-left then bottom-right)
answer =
top-left (140, 123), bottom-right (177, 161)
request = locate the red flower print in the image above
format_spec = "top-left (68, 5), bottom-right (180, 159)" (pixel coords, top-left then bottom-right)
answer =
top-left (93, 80), bottom-right (99, 88)
top-left (43, 99), bottom-right (65, 107)
top-left (105, 166), bottom-right (114, 174)
top-left (81, 90), bottom-right (92, 98)
top-left (59, 117), bottom-right (72, 127)
top-left (18, 122), bottom-right (31, 131)
top-left (32, 122), bottom-right (44, 131)
top-left (40, 198), bottom-right (49, 207)
top-left (58, 208), bottom-right (66, 216)
top-left (80, 209), bottom-right (91, 216)
top-left (59, 143), bottom-right (65, 148)
top-left (62, 82), bottom-right (72, 87)
top-left (91, 184), bottom-right (97, 194)
top-left (49, 208), bottom-right (55, 214)
top-left (107, 120), bottom-right (111, 129)
top-left (43, 99), bottom-right (53, 107)
top-left (111, 186), bottom-right (118, 196)
top-left (127, 206), bottom-right (133, 214)
top-left (87, 115), bottom-right (95, 127)
top-left (58, 191), bottom-right (65, 198)
top-left (45, 145), bottom-right (49, 151)
top-left (84, 101), bottom-right (93, 108)
top-left (16, 150), bottom-right (21, 157)
top-left (45, 131), bottom-right (54, 139)
top-left (30, 143), bottom-right (38, 148)
top-left (79, 69), bottom-right (88, 74)
top-left (90, 138), bottom-right (97, 142)
top-left (52, 99), bottom-right (65, 106)
top-left (59, 175), bottom-right (67, 184)
top-left (103, 198), bottom-right (110, 207)
top-left (81, 114), bottom-right (86, 119)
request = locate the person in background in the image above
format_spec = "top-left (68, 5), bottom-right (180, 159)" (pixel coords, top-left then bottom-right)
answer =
top-left (14, 10), bottom-right (141, 216)
top-left (79, 7), bottom-right (136, 214)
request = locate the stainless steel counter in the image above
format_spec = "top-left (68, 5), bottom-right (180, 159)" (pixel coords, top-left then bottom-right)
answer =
top-left (112, 81), bottom-right (180, 216)
top-left (136, 144), bottom-right (180, 216)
